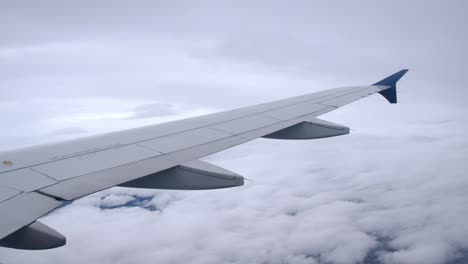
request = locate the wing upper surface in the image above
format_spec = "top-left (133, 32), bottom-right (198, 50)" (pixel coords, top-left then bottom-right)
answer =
top-left (0, 70), bottom-right (408, 245)
top-left (0, 86), bottom-right (357, 174)
top-left (10, 85), bottom-right (385, 201)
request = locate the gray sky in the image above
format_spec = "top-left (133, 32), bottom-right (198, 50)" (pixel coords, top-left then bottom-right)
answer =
top-left (1, 1), bottom-right (468, 264)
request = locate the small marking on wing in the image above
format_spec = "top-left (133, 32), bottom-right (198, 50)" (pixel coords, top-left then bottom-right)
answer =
top-left (2, 160), bottom-right (13, 166)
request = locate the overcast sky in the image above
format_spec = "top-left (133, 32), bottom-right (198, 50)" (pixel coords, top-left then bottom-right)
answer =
top-left (1, 1), bottom-right (468, 264)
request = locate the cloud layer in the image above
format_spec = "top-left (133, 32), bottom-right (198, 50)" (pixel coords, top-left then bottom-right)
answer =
top-left (2, 112), bottom-right (468, 264)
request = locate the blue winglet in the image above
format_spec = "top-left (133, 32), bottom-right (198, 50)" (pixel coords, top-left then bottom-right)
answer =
top-left (373, 69), bottom-right (409, 104)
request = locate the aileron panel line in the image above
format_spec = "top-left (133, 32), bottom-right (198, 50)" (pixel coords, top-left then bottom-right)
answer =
top-left (33, 145), bottom-right (162, 181)
top-left (0, 169), bottom-right (57, 192)
top-left (139, 127), bottom-right (232, 154)
top-left (318, 87), bottom-right (381, 107)
top-left (0, 187), bottom-right (21, 203)
top-left (210, 115), bottom-right (279, 135)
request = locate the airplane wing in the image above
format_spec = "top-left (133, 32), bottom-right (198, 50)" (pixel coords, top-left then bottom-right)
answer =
top-left (0, 70), bottom-right (408, 250)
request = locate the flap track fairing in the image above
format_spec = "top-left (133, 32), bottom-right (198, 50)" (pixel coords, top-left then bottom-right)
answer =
top-left (263, 117), bottom-right (349, 140)
top-left (118, 160), bottom-right (244, 190)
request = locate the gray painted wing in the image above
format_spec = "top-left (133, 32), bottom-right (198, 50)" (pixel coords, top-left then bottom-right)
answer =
top-left (0, 70), bottom-right (408, 243)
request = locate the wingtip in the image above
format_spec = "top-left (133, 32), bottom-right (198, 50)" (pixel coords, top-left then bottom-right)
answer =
top-left (373, 69), bottom-right (409, 104)
top-left (399, 68), bottom-right (410, 77)
top-left (373, 69), bottom-right (409, 87)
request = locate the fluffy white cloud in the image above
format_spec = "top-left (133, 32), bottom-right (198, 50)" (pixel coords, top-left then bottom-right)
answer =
top-left (1, 107), bottom-right (467, 264)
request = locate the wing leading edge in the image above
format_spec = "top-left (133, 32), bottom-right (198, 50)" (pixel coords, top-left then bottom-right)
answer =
top-left (0, 70), bottom-right (408, 249)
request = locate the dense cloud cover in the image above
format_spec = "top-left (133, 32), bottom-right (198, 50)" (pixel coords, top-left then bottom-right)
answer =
top-left (1, 1), bottom-right (468, 263)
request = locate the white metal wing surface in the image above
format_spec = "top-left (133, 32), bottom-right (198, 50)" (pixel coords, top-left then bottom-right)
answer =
top-left (0, 70), bottom-right (408, 249)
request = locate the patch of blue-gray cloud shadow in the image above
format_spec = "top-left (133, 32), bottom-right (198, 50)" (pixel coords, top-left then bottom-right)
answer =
top-left (98, 195), bottom-right (158, 211)
top-left (361, 235), bottom-right (396, 264)
top-left (358, 235), bottom-right (468, 264)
